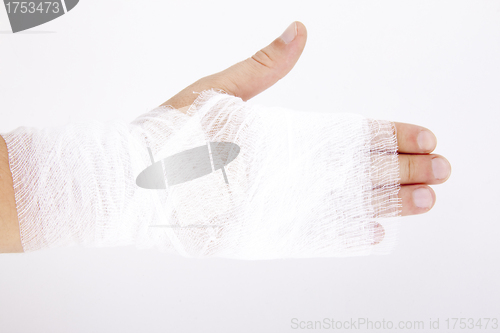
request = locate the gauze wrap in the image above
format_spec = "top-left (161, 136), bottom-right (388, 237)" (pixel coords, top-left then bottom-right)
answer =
top-left (1, 90), bottom-right (401, 259)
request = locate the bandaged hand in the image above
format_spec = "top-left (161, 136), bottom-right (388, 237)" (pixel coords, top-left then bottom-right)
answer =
top-left (0, 22), bottom-right (451, 257)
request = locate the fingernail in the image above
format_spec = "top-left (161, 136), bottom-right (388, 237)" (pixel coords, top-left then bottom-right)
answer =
top-left (372, 223), bottom-right (385, 245)
top-left (412, 188), bottom-right (433, 209)
top-left (432, 157), bottom-right (450, 180)
top-left (417, 130), bottom-right (436, 152)
top-left (280, 22), bottom-right (297, 44)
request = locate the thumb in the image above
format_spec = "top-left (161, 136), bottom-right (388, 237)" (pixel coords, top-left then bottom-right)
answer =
top-left (163, 21), bottom-right (307, 109)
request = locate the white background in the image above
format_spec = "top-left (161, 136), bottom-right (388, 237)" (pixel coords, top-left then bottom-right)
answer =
top-left (1, 1), bottom-right (499, 332)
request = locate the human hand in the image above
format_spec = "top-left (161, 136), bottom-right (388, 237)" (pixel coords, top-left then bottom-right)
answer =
top-left (0, 22), bottom-right (451, 255)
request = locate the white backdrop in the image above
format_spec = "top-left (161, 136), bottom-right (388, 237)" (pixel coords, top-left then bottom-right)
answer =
top-left (1, 1), bottom-right (499, 332)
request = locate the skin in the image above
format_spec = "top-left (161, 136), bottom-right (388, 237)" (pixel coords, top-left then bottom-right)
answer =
top-left (0, 135), bottom-right (23, 253)
top-left (0, 21), bottom-right (451, 253)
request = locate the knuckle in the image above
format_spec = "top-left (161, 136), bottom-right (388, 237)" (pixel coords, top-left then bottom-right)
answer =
top-left (221, 75), bottom-right (241, 97)
top-left (251, 49), bottom-right (275, 69)
top-left (406, 156), bottom-right (415, 183)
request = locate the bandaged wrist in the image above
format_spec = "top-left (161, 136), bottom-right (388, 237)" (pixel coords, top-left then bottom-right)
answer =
top-left (1, 90), bottom-right (401, 259)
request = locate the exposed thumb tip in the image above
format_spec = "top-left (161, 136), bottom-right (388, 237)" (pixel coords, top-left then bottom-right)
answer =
top-left (279, 22), bottom-right (298, 44)
top-left (213, 21), bottom-right (307, 101)
top-left (162, 21), bottom-right (308, 108)
top-left (279, 21), bottom-right (307, 45)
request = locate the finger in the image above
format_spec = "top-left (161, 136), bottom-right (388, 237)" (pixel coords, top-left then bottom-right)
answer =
top-left (399, 154), bottom-right (451, 185)
top-left (399, 185), bottom-right (436, 216)
top-left (372, 222), bottom-right (385, 245)
top-left (394, 122), bottom-right (437, 154)
top-left (162, 21), bottom-right (308, 109)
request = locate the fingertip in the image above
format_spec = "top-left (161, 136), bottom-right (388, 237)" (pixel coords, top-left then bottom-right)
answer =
top-left (277, 21), bottom-right (306, 52)
top-left (372, 222), bottom-right (385, 245)
top-left (400, 185), bottom-right (436, 216)
top-left (431, 155), bottom-right (452, 182)
top-left (279, 22), bottom-right (298, 44)
top-left (394, 122), bottom-right (437, 154)
top-left (295, 21), bottom-right (307, 39)
top-left (417, 129), bottom-right (437, 153)
top-left (412, 186), bottom-right (435, 211)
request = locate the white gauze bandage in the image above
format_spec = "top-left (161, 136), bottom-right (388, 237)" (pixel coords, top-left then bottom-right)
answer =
top-left (1, 90), bottom-right (401, 259)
